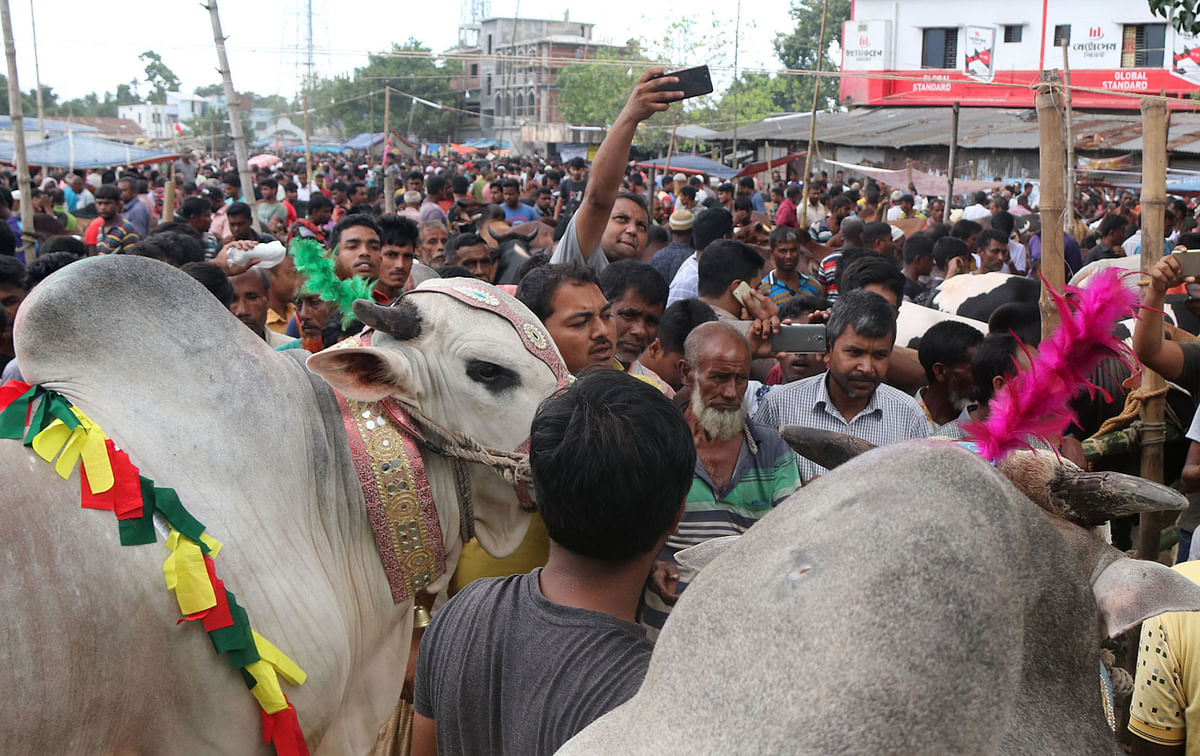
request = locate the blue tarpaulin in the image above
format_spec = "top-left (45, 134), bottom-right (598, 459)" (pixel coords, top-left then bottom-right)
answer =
top-left (284, 143), bottom-right (348, 153)
top-left (0, 133), bottom-right (178, 169)
top-left (633, 154), bottom-right (738, 180)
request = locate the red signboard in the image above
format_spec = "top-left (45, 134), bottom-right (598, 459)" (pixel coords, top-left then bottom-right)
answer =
top-left (840, 69), bottom-right (1200, 110)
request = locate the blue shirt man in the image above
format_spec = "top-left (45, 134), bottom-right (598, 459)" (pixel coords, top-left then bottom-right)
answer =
top-left (500, 178), bottom-right (539, 226)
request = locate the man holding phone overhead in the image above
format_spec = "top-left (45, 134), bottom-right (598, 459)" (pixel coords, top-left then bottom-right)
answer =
top-left (550, 69), bottom-right (688, 273)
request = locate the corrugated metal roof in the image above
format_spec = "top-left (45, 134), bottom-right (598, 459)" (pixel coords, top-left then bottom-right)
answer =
top-left (709, 107), bottom-right (1200, 156)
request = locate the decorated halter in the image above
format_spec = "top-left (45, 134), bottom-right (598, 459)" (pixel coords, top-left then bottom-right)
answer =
top-left (332, 279), bottom-right (571, 607)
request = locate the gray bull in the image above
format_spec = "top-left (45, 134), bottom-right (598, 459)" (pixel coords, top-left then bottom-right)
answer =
top-left (559, 440), bottom-right (1200, 754)
top-left (1, 256), bottom-right (560, 754)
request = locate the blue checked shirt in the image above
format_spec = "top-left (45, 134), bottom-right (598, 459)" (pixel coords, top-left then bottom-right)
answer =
top-left (754, 371), bottom-right (929, 483)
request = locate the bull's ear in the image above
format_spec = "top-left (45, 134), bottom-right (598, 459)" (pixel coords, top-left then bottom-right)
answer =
top-left (1093, 558), bottom-right (1200, 637)
top-left (307, 346), bottom-right (417, 404)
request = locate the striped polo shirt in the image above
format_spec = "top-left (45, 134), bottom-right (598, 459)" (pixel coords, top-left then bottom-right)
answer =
top-left (641, 419), bottom-right (800, 634)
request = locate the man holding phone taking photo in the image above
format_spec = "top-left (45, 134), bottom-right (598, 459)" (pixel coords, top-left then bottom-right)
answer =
top-left (551, 69), bottom-right (688, 272)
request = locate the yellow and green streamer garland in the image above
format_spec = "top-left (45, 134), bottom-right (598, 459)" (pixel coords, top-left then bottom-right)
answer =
top-left (0, 380), bottom-right (309, 756)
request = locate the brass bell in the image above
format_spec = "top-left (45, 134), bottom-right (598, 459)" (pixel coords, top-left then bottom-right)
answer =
top-left (413, 603), bottom-right (432, 629)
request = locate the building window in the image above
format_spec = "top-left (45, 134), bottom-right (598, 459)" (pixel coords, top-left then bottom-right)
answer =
top-left (1122, 23), bottom-right (1166, 67)
top-left (1053, 24), bottom-right (1070, 47)
top-left (487, 34), bottom-right (492, 55)
top-left (470, 63), bottom-right (478, 76)
top-left (1003, 25), bottom-right (1022, 43)
top-left (515, 92), bottom-right (524, 117)
top-left (921, 28), bottom-right (958, 69)
top-left (486, 74), bottom-right (492, 95)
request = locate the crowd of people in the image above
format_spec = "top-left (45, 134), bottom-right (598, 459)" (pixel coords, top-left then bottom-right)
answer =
top-left (4, 68), bottom-right (1200, 754)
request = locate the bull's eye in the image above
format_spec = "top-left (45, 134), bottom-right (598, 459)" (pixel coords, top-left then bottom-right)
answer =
top-left (466, 359), bottom-right (520, 393)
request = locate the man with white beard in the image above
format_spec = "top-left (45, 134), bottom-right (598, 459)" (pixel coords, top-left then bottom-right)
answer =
top-left (642, 321), bottom-right (800, 635)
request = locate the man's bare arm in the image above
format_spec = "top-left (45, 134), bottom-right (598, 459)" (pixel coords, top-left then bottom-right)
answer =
top-left (1134, 254), bottom-right (1187, 382)
top-left (572, 69), bottom-right (681, 259)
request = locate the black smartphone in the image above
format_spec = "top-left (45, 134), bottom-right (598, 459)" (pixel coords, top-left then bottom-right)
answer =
top-left (770, 324), bottom-right (827, 353)
top-left (1177, 250), bottom-right (1200, 279)
top-left (655, 65), bottom-right (713, 102)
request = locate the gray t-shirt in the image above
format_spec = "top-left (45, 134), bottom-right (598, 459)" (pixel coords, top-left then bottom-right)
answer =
top-left (550, 211), bottom-right (609, 274)
top-left (414, 569), bottom-right (652, 756)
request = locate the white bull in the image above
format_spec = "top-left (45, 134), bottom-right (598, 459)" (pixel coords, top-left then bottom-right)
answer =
top-left (0, 256), bottom-right (562, 754)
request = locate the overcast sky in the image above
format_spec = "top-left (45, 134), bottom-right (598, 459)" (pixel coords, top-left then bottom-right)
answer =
top-left (9, 0), bottom-right (794, 103)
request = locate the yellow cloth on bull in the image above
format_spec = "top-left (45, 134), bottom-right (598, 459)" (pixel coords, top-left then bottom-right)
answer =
top-left (448, 513), bottom-right (549, 597)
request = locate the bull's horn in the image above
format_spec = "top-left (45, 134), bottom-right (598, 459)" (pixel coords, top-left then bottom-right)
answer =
top-left (780, 426), bottom-right (876, 470)
top-left (352, 297), bottom-right (422, 341)
top-left (1049, 467), bottom-right (1187, 527)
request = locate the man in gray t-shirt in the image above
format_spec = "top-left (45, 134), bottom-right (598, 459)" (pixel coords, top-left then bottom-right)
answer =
top-left (411, 369), bottom-right (696, 756)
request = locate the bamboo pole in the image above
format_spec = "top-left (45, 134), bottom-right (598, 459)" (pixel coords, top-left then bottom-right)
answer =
top-left (1, 0), bottom-right (33, 262)
top-left (1036, 72), bottom-right (1066, 340)
top-left (28, 0), bottom-right (41, 139)
top-left (1061, 42), bottom-right (1076, 232)
top-left (800, 0), bottom-right (830, 230)
top-left (1137, 96), bottom-right (1170, 563)
top-left (663, 122), bottom-right (678, 183)
top-left (303, 90), bottom-right (313, 208)
top-left (945, 102), bottom-right (958, 223)
top-left (163, 169), bottom-right (176, 225)
top-left (206, 0), bottom-right (258, 232)
top-left (383, 86), bottom-right (394, 214)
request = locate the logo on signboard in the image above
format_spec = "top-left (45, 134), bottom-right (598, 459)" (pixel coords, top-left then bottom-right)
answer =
top-left (964, 25), bottom-right (996, 82)
top-left (1073, 24), bottom-right (1118, 59)
top-left (1172, 34), bottom-right (1200, 84)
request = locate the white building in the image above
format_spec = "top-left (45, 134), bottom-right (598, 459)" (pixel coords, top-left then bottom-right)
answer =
top-left (842, 0), bottom-right (1200, 109)
top-left (117, 92), bottom-right (213, 140)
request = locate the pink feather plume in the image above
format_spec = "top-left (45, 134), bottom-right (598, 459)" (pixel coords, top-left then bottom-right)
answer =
top-left (963, 268), bottom-right (1137, 462)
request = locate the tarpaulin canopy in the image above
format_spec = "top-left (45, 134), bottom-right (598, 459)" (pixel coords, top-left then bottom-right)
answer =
top-left (0, 133), bottom-right (179, 170)
top-left (633, 154), bottom-right (738, 180)
top-left (734, 152), bottom-right (806, 179)
top-left (823, 158), bottom-right (1004, 198)
top-left (284, 143), bottom-right (347, 153)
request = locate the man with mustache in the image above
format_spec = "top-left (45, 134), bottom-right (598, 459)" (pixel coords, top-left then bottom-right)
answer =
top-left (516, 262), bottom-right (616, 376)
top-left (754, 289), bottom-right (928, 483)
top-left (598, 260), bottom-right (671, 395)
top-left (642, 321), bottom-right (799, 635)
top-left (915, 320), bottom-right (984, 431)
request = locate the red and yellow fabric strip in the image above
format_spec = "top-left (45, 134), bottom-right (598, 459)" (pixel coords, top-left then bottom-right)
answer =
top-left (0, 381), bottom-right (309, 756)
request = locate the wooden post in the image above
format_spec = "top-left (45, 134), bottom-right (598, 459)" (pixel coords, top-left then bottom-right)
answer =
top-left (906, 158), bottom-right (913, 192)
top-left (1138, 96), bottom-right (1170, 563)
top-left (1, 0), bottom-right (34, 262)
top-left (206, 0), bottom-right (258, 231)
top-left (945, 103), bottom-right (959, 223)
top-left (28, 0), bottom-right (42, 140)
top-left (1035, 73), bottom-right (1066, 342)
top-left (1061, 42), bottom-right (1076, 232)
top-left (663, 122), bottom-right (678, 182)
top-left (800, 0), bottom-right (830, 230)
top-left (383, 86), bottom-right (394, 214)
top-left (163, 176), bottom-right (176, 224)
top-left (303, 90), bottom-right (313, 207)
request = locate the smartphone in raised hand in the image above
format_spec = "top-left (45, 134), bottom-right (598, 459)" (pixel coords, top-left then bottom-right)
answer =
top-left (653, 65), bottom-right (713, 102)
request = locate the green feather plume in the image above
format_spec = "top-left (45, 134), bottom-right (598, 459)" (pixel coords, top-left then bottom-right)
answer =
top-left (289, 237), bottom-right (375, 328)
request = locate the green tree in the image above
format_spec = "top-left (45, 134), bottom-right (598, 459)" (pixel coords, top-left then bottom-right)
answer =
top-left (139, 50), bottom-right (181, 104)
top-left (193, 83), bottom-right (224, 98)
top-left (555, 41), bottom-right (648, 126)
top-left (306, 39), bottom-right (463, 140)
top-left (774, 0), bottom-right (851, 110)
top-left (1149, 0), bottom-right (1200, 33)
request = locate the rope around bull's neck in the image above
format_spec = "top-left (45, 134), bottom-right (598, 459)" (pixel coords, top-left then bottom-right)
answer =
top-left (401, 401), bottom-right (533, 489)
